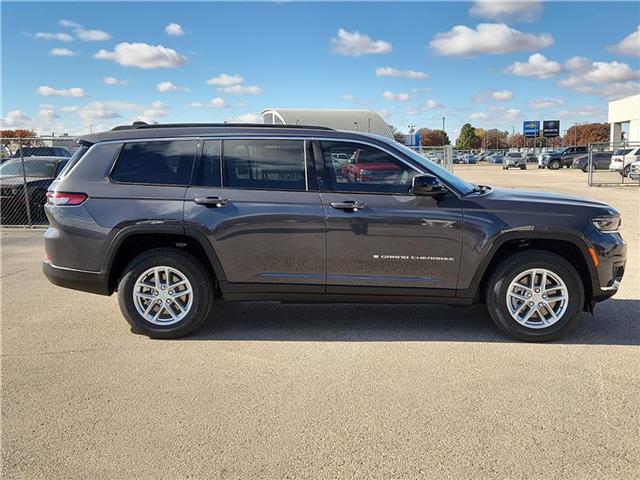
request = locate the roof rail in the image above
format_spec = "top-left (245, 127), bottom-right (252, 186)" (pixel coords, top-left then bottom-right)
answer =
top-left (110, 122), bottom-right (335, 131)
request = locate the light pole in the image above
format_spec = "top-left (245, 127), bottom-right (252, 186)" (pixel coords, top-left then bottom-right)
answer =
top-left (441, 116), bottom-right (445, 146)
top-left (574, 123), bottom-right (578, 146)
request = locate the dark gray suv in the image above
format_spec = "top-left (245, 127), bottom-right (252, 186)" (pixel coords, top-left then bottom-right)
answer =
top-left (43, 123), bottom-right (626, 341)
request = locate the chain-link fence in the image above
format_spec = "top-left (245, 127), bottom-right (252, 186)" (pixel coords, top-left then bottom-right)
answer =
top-left (588, 141), bottom-right (640, 186)
top-left (0, 136), bottom-right (78, 227)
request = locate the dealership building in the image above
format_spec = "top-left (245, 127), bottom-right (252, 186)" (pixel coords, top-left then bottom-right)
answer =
top-left (260, 108), bottom-right (393, 138)
top-left (608, 93), bottom-right (640, 143)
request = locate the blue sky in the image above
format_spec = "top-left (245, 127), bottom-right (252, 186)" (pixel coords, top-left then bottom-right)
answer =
top-left (2, 1), bottom-right (639, 139)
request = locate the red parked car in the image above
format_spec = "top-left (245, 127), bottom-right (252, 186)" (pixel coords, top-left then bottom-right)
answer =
top-left (341, 147), bottom-right (401, 183)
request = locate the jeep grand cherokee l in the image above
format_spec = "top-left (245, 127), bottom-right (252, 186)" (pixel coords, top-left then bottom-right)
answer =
top-left (43, 123), bottom-right (626, 342)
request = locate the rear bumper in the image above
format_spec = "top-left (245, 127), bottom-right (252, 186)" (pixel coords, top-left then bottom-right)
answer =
top-left (42, 261), bottom-right (111, 296)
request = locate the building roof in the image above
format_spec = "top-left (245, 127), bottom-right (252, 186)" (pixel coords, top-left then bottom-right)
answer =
top-left (261, 108), bottom-right (393, 138)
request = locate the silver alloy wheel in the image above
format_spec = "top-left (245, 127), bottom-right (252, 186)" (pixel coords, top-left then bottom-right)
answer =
top-left (506, 268), bottom-right (569, 329)
top-left (133, 266), bottom-right (193, 326)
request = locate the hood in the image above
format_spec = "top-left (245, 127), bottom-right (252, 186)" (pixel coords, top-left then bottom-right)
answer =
top-left (480, 187), bottom-right (616, 214)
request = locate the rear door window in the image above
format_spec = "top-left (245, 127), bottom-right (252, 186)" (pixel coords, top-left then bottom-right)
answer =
top-left (110, 140), bottom-right (196, 185)
top-left (222, 139), bottom-right (306, 191)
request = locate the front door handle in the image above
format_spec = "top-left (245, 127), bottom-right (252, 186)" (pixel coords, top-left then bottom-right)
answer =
top-left (330, 200), bottom-right (366, 211)
top-left (193, 196), bottom-right (229, 208)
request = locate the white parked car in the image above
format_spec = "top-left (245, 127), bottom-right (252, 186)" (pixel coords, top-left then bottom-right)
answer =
top-left (627, 160), bottom-right (640, 181)
top-left (503, 152), bottom-right (527, 170)
top-left (609, 147), bottom-right (640, 176)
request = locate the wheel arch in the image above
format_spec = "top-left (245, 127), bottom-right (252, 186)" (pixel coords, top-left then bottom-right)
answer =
top-left (103, 225), bottom-right (227, 295)
top-left (463, 231), bottom-right (597, 310)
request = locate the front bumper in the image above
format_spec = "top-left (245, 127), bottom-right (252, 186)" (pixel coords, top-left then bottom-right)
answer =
top-left (590, 231), bottom-right (626, 302)
top-left (42, 261), bottom-right (111, 296)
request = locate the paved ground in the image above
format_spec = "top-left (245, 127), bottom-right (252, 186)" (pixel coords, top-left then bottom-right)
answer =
top-left (2, 165), bottom-right (639, 479)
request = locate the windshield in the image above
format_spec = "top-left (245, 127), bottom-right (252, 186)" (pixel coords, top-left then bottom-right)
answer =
top-left (0, 159), bottom-right (58, 177)
top-left (613, 148), bottom-right (633, 156)
top-left (393, 143), bottom-right (475, 195)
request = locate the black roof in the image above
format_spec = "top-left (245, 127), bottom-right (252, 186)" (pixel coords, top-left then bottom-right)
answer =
top-left (78, 122), bottom-right (387, 146)
top-left (110, 121), bottom-right (334, 131)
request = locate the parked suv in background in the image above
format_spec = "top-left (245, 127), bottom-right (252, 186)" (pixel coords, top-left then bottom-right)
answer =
top-left (539, 146), bottom-right (588, 169)
top-left (43, 123), bottom-right (626, 342)
top-left (609, 147), bottom-right (640, 177)
top-left (503, 152), bottom-right (526, 170)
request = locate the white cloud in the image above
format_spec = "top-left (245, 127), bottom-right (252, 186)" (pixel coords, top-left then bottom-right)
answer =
top-left (50, 48), bottom-right (76, 56)
top-left (58, 19), bottom-right (82, 28)
top-left (60, 106), bottom-right (80, 112)
top-left (492, 90), bottom-right (513, 101)
top-left (383, 91), bottom-right (410, 101)
top-left (190, 102), bottom-right (203, 108)
top-left (0, 110), bottom-right (31, 128)
top-left (57, 19), bottom-right (111, 42)
top-left (95, 42), bottom-right (187, 68)
top-left (33, 32), bottom-right (73, 42)
top-left (558, 58), bottom-right (640, 99)
top-left (555, 106), bottom-right (606, 122)
top-left (342, 94), bottom-right (356, 101)
top-left (226, 113), bottom-right (260, 123)
top-left (375, 66), bottom-right (429, 80)
top-left (430, 23), bottom-right (553, 56)
top-left (608, 26), bottom-right (640, 57)
top-left (219, 85), bottom-right (262, 95)
top-left (564, 56), bottom-right (592, 73)
top-left (209, 97), bottom-right (228, 108)
top-left (38, 107), bottom-right (60, 119)
top-left (504, 53), bottom-right (562, 79)
top-left (77, 101), bottom-right (122, 123)
top-left (469, 112), bottom-right (489, 120)
top-left (406, 99), bottom-right (444, 115)
top-left (165, 23), bottom-right (186, 36)
top-left (103, 76), bottom-right (127, 85)
top-left (136, 101), bottom-right (169, 123)
top-left (529, 98), bottom-right (564, 109)
top-left (156, 81), bottom-right (189, 93)
top-left (469, 1), bottom-right (543, 22)
top-left (75, 28), bottom-right (111, 41)
top-left (36, 86), bottom-right (86, 97)
top-left (490, 106), bottom-right (523, 120)
top-left (564, 60), bottom-right (639, 84)
top-left (206, 73), bottom-right (244, 86)
top-left (330, 28), bottom-right (392, 56)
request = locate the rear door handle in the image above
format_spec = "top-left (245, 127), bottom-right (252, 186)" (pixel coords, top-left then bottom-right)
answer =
top-left (330, 200), bottom-right (366, 211)
top-left (193, 196), bottom-right (229, 208)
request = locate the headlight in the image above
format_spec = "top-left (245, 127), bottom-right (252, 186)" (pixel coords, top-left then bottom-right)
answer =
top-left (592, 216), bottom-right (621, 233)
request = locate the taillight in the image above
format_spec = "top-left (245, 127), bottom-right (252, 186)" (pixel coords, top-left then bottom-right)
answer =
top-left (46, 191), bottom-right (88, 206)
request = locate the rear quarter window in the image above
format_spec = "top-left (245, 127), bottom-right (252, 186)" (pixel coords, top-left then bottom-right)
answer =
top-left (110, 140), bottom-right (196, 185)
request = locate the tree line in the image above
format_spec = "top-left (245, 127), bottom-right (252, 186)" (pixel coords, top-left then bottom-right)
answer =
top-left (389, 123), bottom-right (610, 150)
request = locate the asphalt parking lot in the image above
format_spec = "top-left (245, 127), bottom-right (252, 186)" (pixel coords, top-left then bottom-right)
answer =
top-left (2, 164), bottom-right (639, 479)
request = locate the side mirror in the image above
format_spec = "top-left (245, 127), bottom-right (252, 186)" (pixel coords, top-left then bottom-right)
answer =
top-left (412, 174), bottom-right (447, 197)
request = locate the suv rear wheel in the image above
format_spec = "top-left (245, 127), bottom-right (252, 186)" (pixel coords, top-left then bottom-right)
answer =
top-left (549, 159), bottom-right (561, 170)
top-left (485, 250), bottom-right (584, 342)
top-left (117, 248), bottom-right (214, 338)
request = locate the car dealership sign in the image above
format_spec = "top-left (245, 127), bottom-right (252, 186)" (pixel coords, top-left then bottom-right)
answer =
top-left (543, 120), bottom-right (560, 138)
top-left (523, 121), bottom-right (540, 137)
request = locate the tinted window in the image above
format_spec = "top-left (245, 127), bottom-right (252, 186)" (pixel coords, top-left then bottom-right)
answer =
top-left (111, 140), bottom-right (196, 185)
top-left (58, 145), bottom-right (88, 177)
top-left (0, 159), bottom-right (58, 177)
top-left (321, 141), bottom-right (417, 194)
top-left (223, 139), bottom-right (305, 190)
top-left (193, 140), bottom-right (222, 187)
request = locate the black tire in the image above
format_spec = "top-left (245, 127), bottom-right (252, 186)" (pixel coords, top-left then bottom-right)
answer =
top-left (621, 165), bottom-right (630, 177)
top-left (29, 189), bottom-right (48, 224)
top-left (520, 164), bottom-right (526, 170)
top-left (549, 159), bottom-right (561, 170)
top-left (485, 250), bottom-right (585, 342)
top-left (117, 248), bottom-right (215, 339)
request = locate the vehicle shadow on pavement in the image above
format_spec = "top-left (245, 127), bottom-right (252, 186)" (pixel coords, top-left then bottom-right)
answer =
top-left (188, 299), bottom-right (640, 346)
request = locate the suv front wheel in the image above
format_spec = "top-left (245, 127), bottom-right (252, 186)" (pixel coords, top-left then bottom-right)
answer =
top-left (117, 248), bottom-right (214, 338)
top-left (486, 250), bottom-right (584, 342)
